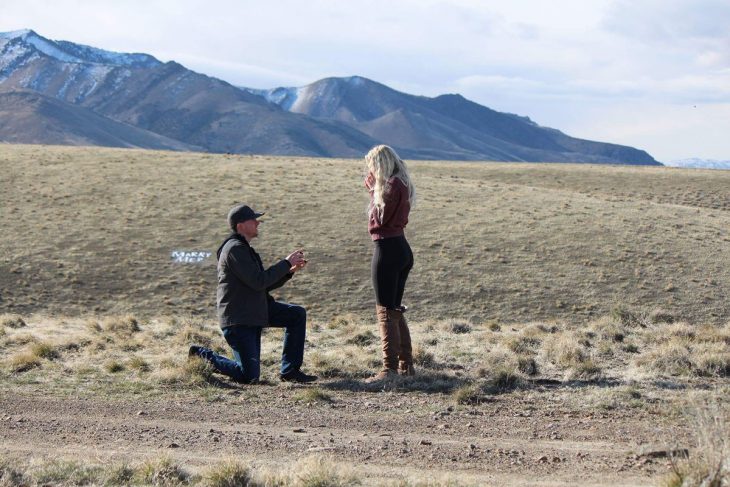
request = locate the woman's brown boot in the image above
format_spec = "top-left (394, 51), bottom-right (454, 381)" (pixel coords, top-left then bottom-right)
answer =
top-left (397, 311), bottom-right (416, 376)
top-left (366, 305), bottom-right (401, 382)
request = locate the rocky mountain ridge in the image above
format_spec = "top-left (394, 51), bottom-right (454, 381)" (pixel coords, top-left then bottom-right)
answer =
top-left (0, 29), bottom-right (660, 164)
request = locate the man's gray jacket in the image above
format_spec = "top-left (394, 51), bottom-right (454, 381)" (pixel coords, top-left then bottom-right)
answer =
top-left (216, 234), bottom-right (292, 328)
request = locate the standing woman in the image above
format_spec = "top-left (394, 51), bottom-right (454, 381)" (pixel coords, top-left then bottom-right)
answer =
top-left (363, 145), bottom-right (416, 381)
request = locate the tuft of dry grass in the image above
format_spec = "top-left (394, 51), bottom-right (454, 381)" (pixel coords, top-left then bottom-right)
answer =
top-left (105, 361), bottom-right (126, 373)
top-left (6, 352), bottom-right (42, 373)
top-left (412, 344), bottom-right (436, 368)
top-left (661, 398), bottom-right (729, 487)
top-left (452, 383), bottom-right (484, 405)
top-left (589, 316), bottom-right (628, 343)
top-left (504, 335), bottom-right (541, 355)
top-left (326, 313), bottom-right (363, 330)
top-left (0, 457), bottom-right (26, 486)
top-left (541, 332), bottom-right (602, 380)
top-left (174, 319), bottom-right (221, 349)
top-left (517, 355), bottom-right (539, 376)
top-left (288, 455), bottom-right (360, 487)
top-left (154, 357), bottom-right (216, 386)
top-left (293, 387), bottom-right (333, 404)
top-left (102, 463), bottom-right (137, 485)
top-left (136, 456), bottom-right (191, 486)
top-left (441, 319), bottom-right (472, 334)
top-left (129, 356), bottom-right (151, 372)
top-left (635, 321), bottom-right (730, 378)
top-left (649, 308), bottom-right (677, 325)
top-left (610, 305), bottom-right (648, 328)
top-left (29, 341), bottom-right (59, 360)
top-left (30, 459), bottom-right (105, 486)
top-left (102, 315), bottom-right (141, 335)
top-left (200, 459), bottom-right (253, 487)
top-left (0, 314), bottom-right (26, 329)
top-left (345, 330), bottom-right (377, 346)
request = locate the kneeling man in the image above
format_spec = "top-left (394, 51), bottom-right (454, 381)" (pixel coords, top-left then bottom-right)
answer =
top-left (189, 204), bottom-right (316, 384)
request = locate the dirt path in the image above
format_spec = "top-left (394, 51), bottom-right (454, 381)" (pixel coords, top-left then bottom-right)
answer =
top-left (0, 386), bottom-right (686, 486)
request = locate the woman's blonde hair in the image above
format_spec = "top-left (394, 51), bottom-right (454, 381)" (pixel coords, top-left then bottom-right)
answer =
top-left (365, 145), bottom-right (416, 221)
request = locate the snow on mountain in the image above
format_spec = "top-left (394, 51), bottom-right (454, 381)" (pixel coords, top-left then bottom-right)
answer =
top-left (0, 29), bottom-right (160, 68)
top-left (247, 86), bottom-right (303, 110)
top-left (247, 77), bottom-right (368, 110)
top-left (55, 40), bottom-right (159, 68)
top-left (665, 158), bottom-right (730, 170)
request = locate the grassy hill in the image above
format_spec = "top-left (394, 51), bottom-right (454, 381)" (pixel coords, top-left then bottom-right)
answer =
top-left (0, 144), bottom-right (728, 325)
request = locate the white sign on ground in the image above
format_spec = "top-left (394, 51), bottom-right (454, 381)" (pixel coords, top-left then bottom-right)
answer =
top-left (171, 251), bottom-right (212, 263)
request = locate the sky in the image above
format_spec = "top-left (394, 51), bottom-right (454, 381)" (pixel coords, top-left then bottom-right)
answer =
top-left (2, 0), bottom-right (729, 162)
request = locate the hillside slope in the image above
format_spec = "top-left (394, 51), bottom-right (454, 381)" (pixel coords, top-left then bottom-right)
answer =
top-left (0, 91), bottom-right (201, 150)
top-left (0, 145), bottom-right (725, 324)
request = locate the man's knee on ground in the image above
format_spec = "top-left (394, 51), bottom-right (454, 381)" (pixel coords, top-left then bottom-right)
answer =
top-left (232, 367), bottom-right (259, 384)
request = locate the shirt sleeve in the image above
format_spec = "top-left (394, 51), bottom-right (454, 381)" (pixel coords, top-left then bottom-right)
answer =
top-left (379, 179), bottom-right (404, 226)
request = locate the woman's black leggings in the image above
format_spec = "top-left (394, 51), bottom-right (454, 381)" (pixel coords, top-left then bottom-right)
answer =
top-left (372, 235), bottom-right (413, 309)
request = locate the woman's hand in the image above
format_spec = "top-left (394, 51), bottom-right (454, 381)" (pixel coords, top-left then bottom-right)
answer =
top-left (364, 172), bottom-right (375, 190)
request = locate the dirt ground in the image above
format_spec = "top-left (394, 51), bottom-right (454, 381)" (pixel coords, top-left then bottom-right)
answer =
top-left (0, 380), bottom-right (705, 486)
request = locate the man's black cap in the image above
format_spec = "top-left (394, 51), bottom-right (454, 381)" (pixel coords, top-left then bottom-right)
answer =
top-left (228, 204), bottom-right (264, 230)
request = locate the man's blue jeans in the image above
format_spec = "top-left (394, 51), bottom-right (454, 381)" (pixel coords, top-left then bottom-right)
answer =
top-left (196, 301), bottom-right (306, 383)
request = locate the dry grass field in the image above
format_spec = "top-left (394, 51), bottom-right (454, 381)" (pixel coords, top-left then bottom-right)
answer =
top-left (0, 144), bottom-right (728, 486)
top-left (1, 144), bottom-right (728, 324)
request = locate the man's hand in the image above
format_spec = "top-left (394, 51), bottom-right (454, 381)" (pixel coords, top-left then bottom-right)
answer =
top-left (286, 249), bottom-right (306, 269)
top-left (289, 261), bottom-right (307, 273)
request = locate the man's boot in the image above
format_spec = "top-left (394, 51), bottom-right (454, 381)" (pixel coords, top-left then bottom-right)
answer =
top-left (366, 305), bottom-right (401, 382)
top-left (397, 311), bottom-right (416, 376)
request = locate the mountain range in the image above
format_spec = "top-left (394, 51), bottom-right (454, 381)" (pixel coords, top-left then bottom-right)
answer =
top-left (665, 158), bottom-right (730, 170)
top-left (0, 29), bottom-right (660, 165)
